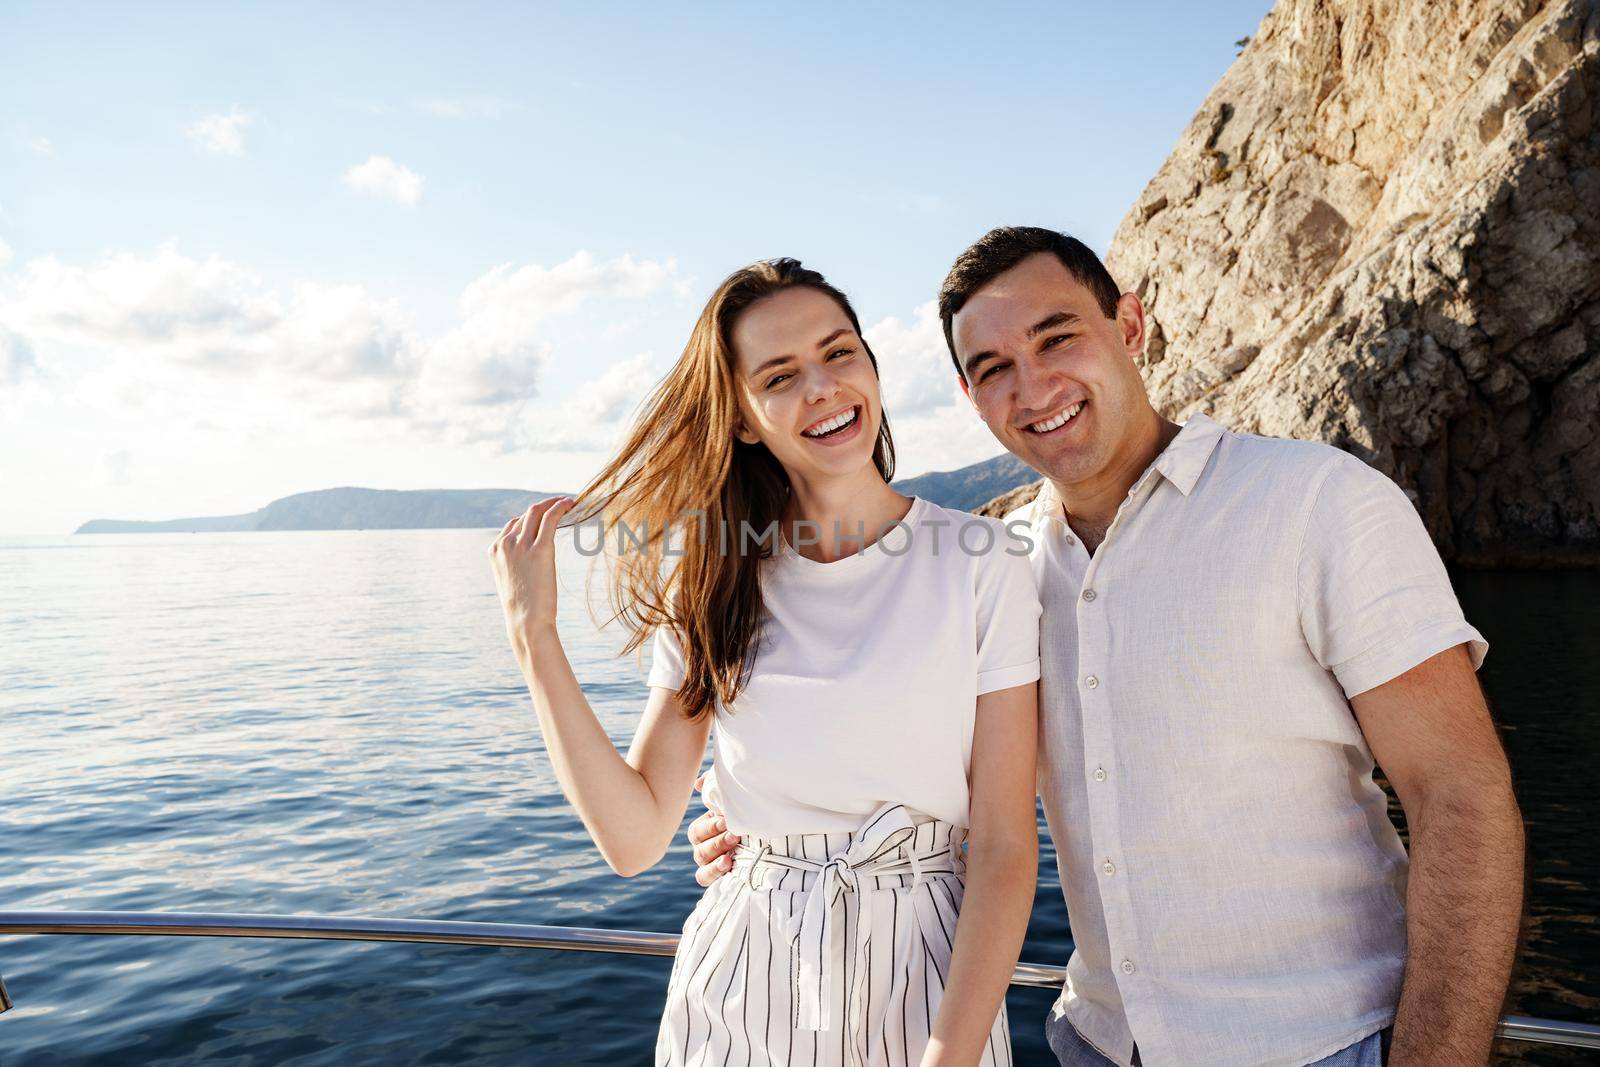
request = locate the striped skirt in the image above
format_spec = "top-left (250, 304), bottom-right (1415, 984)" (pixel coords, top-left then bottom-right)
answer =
top-left (656, 803), bottom-right (1012, 1067)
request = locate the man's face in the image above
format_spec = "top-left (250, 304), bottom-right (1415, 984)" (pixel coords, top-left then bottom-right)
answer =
top-left (953, 252), bottom-right (1148, 487)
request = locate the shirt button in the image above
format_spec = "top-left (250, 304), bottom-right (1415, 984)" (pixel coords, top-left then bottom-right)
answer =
top-left (1084, 675), bottom-right (1100, 690)
top-left (1121, 960), bottom-right (1136, 975)
top-left (1082, 588), bottom-right (1097, 602)
top-left (1101, 860), bottom-right (1116, 876)
top-left (1093, 766), bottom-right (1107, 782)
top-left (1064, 533), bottom-right (1077, 545)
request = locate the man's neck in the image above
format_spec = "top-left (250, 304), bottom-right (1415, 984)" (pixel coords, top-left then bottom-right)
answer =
top-left (1050, 414), bottom-right (1182, 553)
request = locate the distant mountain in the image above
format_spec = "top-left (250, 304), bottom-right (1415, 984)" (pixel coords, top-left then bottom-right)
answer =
top-left (73, 457), bottom-right (1040, 535)
top-left (75, 487), bottom-right (565, 534)
top-left (893, 453), bottom-right (1038, 513)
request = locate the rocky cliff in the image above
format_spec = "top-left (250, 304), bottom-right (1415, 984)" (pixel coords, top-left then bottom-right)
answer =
top-left (987, 0), bottom-right (1600, 566)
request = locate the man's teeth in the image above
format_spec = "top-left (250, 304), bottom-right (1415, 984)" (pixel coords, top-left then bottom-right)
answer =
top-left (803, 407), bottom-right (859, 438)
top-left (1029, 402), bottom-right (1084, 434)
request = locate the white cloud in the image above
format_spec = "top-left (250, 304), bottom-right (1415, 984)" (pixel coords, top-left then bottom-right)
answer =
top-left (0, 324), bottom-right (37, 384)
top-left (341, 155), bottom-right (424, 204)
top-left (866, 301), bottom-right (965, 417)
top-left (415, 253), bottom-right (672, 442)
top-left (0, 244), bottom-right (678, 448)
top-left (511, 351), bottom-right (664, 453)
top-left (890, 406), bottom-right (1008, 480)
top-left (31, 135), bottom-right (53, 156)
top-left (570, 351), bottom-right (661, 422)
top-left (184, 107), bottom-right (252, 156)
top-left (96, 449), bottom-right (134, 488)
top-left (856, 300), bottom-right (1016, 477)
top-left (0, 237), bottom-right (11, 266)
top-left (269, 281), bottom-right (417, 382)
top-left (9, 243), bottom-right (271, 343)
top-left (416, 95), bottom-right (517, 120)
top-left (462, 251), bottom-right (672, 320)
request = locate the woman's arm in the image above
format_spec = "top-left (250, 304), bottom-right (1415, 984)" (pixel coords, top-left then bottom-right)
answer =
top-left (923, 681), bottom-right (1039, 1067)
top-left (491, 498), bottom-right (712, 877)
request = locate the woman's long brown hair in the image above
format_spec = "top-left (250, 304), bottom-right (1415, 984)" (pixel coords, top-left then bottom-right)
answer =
top-left (571, 258), bottom-right (895, 719)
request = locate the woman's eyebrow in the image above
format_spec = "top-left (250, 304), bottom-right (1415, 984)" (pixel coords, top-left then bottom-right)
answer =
top-left (749, 354), bottom-right (794, 377)
top-left (749, 328), bottom-right (853, 378)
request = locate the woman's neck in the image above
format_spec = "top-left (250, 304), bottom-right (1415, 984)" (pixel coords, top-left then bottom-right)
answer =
top-left (781, 467), bottom-right (912, 563)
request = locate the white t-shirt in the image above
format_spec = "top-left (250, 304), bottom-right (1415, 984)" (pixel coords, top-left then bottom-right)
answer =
top-left (647, 496), bottom-right (1043, 838)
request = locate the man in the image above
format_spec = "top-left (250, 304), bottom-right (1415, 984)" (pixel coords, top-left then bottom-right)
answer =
top-left (688, 227), bottom-right (1524, 1066)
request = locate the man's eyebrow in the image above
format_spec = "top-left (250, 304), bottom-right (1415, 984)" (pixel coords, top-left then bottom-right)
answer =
top-left (1027, 311), bottom-right (1081, 339)
top-left (962, 349), bottom-right (1000, 380)
top-left (749, 328), bottom-right (853, 378)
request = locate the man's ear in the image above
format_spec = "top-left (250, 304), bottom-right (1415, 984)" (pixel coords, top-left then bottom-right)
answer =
top-left (1116, 292), bottom-right (1147, 360)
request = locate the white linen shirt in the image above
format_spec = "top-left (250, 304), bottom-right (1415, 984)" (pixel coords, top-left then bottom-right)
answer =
top-left (649, 497), bottom-right (1042, 838)
top-left (1016, 414), bottom-right (1487, 1067)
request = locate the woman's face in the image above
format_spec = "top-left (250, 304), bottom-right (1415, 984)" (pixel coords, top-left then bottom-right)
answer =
top-left (729, 286), bottom-right (882, 486)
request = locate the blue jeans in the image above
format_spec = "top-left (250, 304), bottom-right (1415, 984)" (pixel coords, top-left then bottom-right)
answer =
top-left (1045, 1014), bottom-right (1390, 1066)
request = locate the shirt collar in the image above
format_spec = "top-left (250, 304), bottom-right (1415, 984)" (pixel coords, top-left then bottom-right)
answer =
top-left (1027, 413), bottom-right (1227, 524)
top-left (1152, 412), bottom-right (1226, 497)
top-left (1028, 476), bottom-right (1064, 528)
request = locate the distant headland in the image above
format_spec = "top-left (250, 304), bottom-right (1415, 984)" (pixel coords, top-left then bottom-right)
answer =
top-left (74, 487), bottom-right (566, 534)
top-left (74, 454), bottom-right (1037, 534)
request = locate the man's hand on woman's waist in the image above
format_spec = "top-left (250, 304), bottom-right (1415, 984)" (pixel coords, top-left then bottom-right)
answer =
top-left (687, 775), bottom-right (738, 886)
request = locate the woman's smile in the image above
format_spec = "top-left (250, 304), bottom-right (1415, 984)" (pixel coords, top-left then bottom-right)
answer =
top-left (800, 404), bottom-right (863, 445)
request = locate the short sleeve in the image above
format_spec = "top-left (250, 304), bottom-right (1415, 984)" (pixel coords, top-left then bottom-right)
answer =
top-left (646, 625), bottom-right (687, 691)
top-left (974, 522), bottom-right (1043, 695)
top-left (1297, 454), bottom-right (1488, 699)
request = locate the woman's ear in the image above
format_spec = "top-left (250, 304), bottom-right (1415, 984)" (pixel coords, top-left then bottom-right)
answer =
top-left (733, 418), bottom-right (759, 445)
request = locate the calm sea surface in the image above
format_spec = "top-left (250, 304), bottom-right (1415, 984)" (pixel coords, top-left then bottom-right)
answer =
top-left (0, 531), bottom-right (1594, 1066)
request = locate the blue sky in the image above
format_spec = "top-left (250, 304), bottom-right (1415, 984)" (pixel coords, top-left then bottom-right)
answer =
top-left (0, 1), bottom-right (1271, 534)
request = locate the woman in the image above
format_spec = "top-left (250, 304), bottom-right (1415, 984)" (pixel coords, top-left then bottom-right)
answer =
top-left (488, 259), bottom-right (1041, 1066)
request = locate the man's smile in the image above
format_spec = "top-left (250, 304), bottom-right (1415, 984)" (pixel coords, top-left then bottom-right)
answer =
top-left (1024, 400), bottom-right (1086, 436)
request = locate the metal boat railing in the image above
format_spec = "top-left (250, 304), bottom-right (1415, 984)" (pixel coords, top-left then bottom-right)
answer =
top-left (3, 910), bottom-right (1598, 1050)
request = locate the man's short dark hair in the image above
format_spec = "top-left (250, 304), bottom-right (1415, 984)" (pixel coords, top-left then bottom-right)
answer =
top-left (938, 227), bottom-right (1123, 379)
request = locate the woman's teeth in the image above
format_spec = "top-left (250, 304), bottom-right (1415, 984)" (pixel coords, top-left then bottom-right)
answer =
top-left (803, 407), bottom-right (859, 438)
top-left (1029, 401), bottom-right (1084, 434)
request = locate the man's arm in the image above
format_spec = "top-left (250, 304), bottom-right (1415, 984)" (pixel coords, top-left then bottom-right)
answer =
top-left (1350, 643), bottom-right (1524, 1066)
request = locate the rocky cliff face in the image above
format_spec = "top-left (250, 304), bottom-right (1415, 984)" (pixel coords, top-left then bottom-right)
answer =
top-left (989, 0), bottom-right (1600, 566)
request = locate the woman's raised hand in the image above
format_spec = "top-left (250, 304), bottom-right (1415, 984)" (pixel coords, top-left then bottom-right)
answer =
top-left (489, 497), bottom-right (576, 648)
